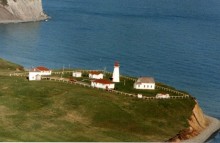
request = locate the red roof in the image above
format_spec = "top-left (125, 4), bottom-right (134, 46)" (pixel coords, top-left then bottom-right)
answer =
top-left (114, 61), bottom-right (119, 67)
top-left (92, 79), bottom-right (113, 84)
top-left (36, 66), bottom-right (50, 71)
top-left (89, 71), bottom-right (102, 75)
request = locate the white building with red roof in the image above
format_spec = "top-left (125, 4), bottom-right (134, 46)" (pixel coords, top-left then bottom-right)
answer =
top-left (134, 77), bottom-right (155, 90)
top-left (89, 71), bottom-right (103, 79)
top-left (91, 79), bottom-right (115, 90)
top-left (29, 66), bottom-right (52, 81)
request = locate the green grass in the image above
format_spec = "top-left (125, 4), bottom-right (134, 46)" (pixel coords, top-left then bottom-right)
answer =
top-left (104, 73), bottom-right (186, 97)
top-left (0, 76), bottom-right (195, 141)
top-left (53, 71), bottom-right (189, 97)
top-left (0, 58), bottom-right (24, 75)
top-left (0, 58), bottom-right (196, 141)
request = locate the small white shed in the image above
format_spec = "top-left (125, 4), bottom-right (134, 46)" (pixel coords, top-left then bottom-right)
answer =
top-left (137, 94), bottom-right (143, 99)
top-left (156, 93), bottom-right (170, 99)
top-left (72, 72), bottom-right (82, 77)
top-left (29, 71), bottom-right (42, 81)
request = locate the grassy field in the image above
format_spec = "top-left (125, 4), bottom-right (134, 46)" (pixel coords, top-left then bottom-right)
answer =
top-left (59, 71), bottom-right (190, 97)
top-left (0, 58), bottom-right (196, 141)
top-left (0, 76), bottom-right (195, 141)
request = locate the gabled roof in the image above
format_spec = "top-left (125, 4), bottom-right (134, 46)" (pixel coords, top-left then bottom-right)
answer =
top-left (135, 77), bottom-right (155, 84)
top-left (36, 66), bottom-right (50, 71)
top-left (30, 66), bottom-right (50, 72)
top-left (92, 79), bottom-right (113, 84)
top-left (89, 71), bottom-right (103, 75)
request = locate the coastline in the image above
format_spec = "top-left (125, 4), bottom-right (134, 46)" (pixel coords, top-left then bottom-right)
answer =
top-left (0, 16), bottom-right (49, 24)
top-left (182, 115), bottom-right (220, 143)
top-left (0, 57), bottom-right (219, 142)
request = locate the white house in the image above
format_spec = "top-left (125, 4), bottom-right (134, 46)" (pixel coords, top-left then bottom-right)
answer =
top-left (91, 79), bottom-right (115, 90)
top-left (29, 66), bottom-right (52, 81)
top-left (112, 61), bottom-right (120, 82)
top-left (89, 71), bottom-right (103, 79)
top-left (156, 93), bottom-right (170, 99)
top-left (72, 71), bottom-right (82, 77)
top-left (134, 77), bottom-right (155, 90)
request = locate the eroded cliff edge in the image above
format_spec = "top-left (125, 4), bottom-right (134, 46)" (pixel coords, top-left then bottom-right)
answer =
top-left (168, 100), bottom-right (220, 142)
top-left (0, 0), bottom-right (48, 23)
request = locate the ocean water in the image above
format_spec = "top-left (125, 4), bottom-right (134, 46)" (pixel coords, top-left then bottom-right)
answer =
top-left (0, 0), bottom-right (219, 142)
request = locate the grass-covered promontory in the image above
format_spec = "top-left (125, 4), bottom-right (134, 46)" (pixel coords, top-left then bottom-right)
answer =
top-left (0, 58), bottom-right (196, 141)
top-left (0, 58), bottom-right (24, 75)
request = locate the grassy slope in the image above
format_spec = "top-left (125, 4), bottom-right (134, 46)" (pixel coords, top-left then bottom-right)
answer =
top-left (0, 58), bottom-right (196, 141)
top-left (0, 76), bottom-right (195, 141)
top-left (0, 58), bottom-right (24, 75)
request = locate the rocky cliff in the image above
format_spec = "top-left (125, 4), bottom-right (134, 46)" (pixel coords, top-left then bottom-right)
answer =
top-left (0, 0), bottom-right (47, 23)
top-left (168, 100), bottom-right (210, 142)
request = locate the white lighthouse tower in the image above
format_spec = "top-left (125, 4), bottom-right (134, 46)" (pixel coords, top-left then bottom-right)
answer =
top-left (112, 61), bottom-right (120, 82)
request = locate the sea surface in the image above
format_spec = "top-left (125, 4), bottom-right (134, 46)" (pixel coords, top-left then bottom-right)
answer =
top-left (0, 0), bottom-right (219, 142)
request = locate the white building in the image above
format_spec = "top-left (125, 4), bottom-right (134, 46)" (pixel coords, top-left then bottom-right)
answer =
top-left (89, 71), bottom-right (103, 79)
top-left (29, 66), bottom-right (52, 81)
top-left (72, 71), bottom-right (82, 77)
top-left (156, 93), bottom-right (170, 99)
top-left (29, 71), bottom-right (42, 81)
top-left (112, 61), bottom-right (120, 82)
top-left (134, 77), bottom-right (155, 90)
top-left (137, 94), bottom-right (143, 99)
top-left (91, 79), bottom-right (115, 90)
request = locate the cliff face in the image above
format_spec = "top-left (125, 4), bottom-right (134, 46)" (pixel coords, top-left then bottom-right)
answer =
top-left (0, 0), bottom-right (47, 23)
top-left (187, 100), bottom-right (208, 134)
top-left (168, 100), bottom-right (209, 142)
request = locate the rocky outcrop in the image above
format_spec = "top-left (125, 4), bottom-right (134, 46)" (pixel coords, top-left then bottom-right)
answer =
top-left (168, 100), bottom-right (217, 142)
top-left (0, 0), bottom-right (48, 23)
top-left (187, 100), bottom-right (208, 135)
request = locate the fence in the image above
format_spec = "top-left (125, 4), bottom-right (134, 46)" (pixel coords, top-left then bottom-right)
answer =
top-left (42, 76), bottom-right (189, 100)
top-left (9, 72), bottom-right (28, 77)
top-left (9, 70), bottom-right (190, 100)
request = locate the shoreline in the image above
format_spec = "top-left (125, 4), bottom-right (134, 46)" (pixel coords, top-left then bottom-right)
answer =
top-left (182, 115), bottom-right (220, 142)
top-left (0, 16), bottom-right (49, 24)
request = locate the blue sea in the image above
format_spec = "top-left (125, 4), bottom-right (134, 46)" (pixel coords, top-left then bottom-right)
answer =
top-left (0, 0), bottom-right (219, 142)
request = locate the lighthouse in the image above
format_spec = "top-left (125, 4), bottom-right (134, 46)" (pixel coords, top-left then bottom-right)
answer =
top-left (112, 61), bottom-right (120, 82)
